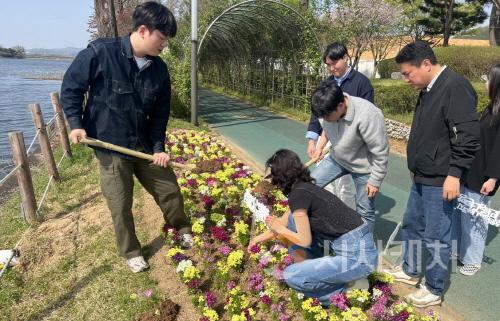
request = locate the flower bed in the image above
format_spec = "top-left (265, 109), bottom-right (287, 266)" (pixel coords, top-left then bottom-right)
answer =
top-left (162, 129), bottom-right (439, 321)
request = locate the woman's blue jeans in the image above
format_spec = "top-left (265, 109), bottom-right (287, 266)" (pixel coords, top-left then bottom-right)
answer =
top-left (451, 185), bottom-right (491, 266)
top-left (283, 213), bottom-right (378, 306)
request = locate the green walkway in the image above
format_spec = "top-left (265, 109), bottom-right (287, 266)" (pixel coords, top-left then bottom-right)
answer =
top-left (199, 89), bottom-right (500, 321)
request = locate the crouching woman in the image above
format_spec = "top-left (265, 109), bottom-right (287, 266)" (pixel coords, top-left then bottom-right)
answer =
top-left (248, 149), bottom-right (378, 305)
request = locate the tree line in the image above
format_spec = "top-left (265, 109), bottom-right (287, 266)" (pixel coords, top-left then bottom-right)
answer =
top-left (0, 45), bottom-right (26, 58)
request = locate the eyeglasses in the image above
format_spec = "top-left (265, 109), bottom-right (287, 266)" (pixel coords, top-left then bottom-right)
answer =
top-left (481, 74), bottom-right (489, 83)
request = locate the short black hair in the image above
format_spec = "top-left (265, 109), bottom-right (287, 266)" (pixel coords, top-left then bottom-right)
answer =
top-left (323, 42), bottom-right (348, 63)
top-left (395, 41), bottom-right (437, 66)
top-left (133, 1), bottom-right (177, 37)
top-left (311, 81), bottom-right (345, 118)
top-left (265, 149), bottom-right (314, 195)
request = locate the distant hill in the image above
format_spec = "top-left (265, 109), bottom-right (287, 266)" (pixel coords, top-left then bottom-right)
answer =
top-left (25, 47), bottom-right (83, 58)
top-left (454, 26), bottom-right (489, 40)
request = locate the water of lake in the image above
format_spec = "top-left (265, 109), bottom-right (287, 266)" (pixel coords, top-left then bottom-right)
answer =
top-left (0, 57), bottom-right (71, 178)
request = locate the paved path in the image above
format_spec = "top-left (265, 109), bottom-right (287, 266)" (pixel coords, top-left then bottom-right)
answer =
top-left (199, 88), bottom-right (500, 321)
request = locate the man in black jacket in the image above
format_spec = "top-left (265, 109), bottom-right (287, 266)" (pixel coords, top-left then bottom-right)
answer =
top-left (61, 2), bottom-right (192, 273)
top-left (384, 42), bottom-right (480, 307)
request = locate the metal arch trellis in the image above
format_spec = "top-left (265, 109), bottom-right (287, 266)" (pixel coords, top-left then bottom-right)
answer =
top-left (196, 0), bottom-right (323, 113)
top-left (198, 0), bottom-right (321, 57)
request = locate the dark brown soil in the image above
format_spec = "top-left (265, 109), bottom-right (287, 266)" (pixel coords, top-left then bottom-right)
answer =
top-left (253, 180), bottom-right (275, 196)
top-left (135, 299), bottom-right (180, 321)
top-left (192, 159), bottom-right (224, 173)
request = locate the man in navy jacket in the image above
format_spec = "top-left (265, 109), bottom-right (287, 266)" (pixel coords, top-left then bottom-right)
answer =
top-left (307, 42), bottom-right (374, 209)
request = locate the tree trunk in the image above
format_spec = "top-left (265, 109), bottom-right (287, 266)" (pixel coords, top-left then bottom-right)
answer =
top-left (443, 0), bottom-right (454, 47)
top-left (490, 2), bottom-right (500, 46)
top-left (94, 0), bottom-right (118, 38)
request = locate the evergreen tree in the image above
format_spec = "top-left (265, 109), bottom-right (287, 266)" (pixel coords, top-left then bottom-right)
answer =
top-left (417, 0), bottom-right (488, 46)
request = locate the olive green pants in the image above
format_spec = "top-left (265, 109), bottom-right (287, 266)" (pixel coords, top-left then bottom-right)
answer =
top-left (95, 151), bottom-right (191, 259)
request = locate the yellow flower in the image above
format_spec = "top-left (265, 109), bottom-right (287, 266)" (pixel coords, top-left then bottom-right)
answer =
top-left (346, 289), bottom-right (370, 303)
top-left (227, 250), bottom-right (244, 268)
top-left (192, 221), bottom-right (204, 234)
top-left (193, 235), bottom-right (203, 247)
top-left (340, 307), bottom-right (367, 321)
top-left (166, 247), bottom-right (184, 258)
top-left (202, 307), bottom-right (219, 321)
top-left (217, 261), bottom-right (229, 275)
top-left (182, 265), bottom-right (200, 282)
top-left (230, 315), bottom-right (246, 321)
top-left (234, 221), bottom-right (249, 236)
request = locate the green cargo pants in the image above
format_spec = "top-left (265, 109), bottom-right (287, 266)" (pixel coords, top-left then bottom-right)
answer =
top-left (95, 150), bottom-right (191, 259)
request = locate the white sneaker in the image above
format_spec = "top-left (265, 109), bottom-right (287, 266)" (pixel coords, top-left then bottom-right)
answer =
top-left (459, 264), bottom-right (480, 276)
top-left (382, 265), bottom-right (419, 285)
top-left (180, 234), bottom-right (194, 249)
top-left (127, 256), bottom-right (149, 273)
top-left (406, 284), bottom-right (442, 308)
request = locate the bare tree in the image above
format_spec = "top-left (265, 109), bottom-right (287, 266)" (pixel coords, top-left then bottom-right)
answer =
top-left (94, 0), bottom-right (118, 38)
top-left (330, 0), bottom-right (403, 71)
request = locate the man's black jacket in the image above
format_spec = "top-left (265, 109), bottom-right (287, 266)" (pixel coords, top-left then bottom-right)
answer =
top-left (408, 67), bottom-right (480, 186)
top-left (61, 35), bottom-right (171, 155)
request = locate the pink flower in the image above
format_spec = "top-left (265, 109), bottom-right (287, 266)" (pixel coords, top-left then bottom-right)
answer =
top-left (219, 245), bottom-right (232, 255)
top-left (206, 177), bottom-right (217, 186)
top-left (330, 293), bottom-right (348, 311)
top-left (282, 255), bottom-right (294, 266)
top-left (226, 280), bottom-right (237, 290)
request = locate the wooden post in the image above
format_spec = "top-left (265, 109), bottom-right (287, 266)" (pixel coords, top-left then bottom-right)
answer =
top-left (9, 132), bottom-right (38, 224)
top-left (50, 92), bottom-right (72, 158)
top-left (30, 104), bottom-right (60, 181)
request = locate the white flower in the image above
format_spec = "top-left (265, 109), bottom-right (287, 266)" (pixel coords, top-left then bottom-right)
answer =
top-left (176, 259), bottom-right (193, 273)
top-left (297, 292), bottom-right (304, 300)
top-left (372, 288), bottom-right (383, 300)
top-left (198, 217), bottom-right (206, 224)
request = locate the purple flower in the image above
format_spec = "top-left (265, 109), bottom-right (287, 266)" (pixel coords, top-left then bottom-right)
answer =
top-left (271, 301), bottom-right (286, 313)
top-left (370, 301), bottom-right (386, 318)
top-left (375, 283), bottom-right (393, 297)
top-left (248, 244), bottom-right (261, 254)
top-left (258, 255), bottom-right (271, 268)
top-left (330, 293), bottom-right (348, 311)
top-left (393, 311), bottom-right (410, 321)
top-left (171, 253), bottom-right (188, 263)
top-left (278, 314), bottom-right (291, 321)
top-left (247, 272), bottom-right (264, 292)
top-left (282, 255), bottom-right (294, 266)
top-left (204, 291), bottom-right (217, 307)
top-left (219, 245), bottom-right (232, 255)
top-left (202, 195), bottom-right (215, 210)
top-left (187, 279), bottom-right (201, 289)
top-left (187, 178), bottom-right (197, 187)
top-left (211, 226), bottom-right (230, 242)
top-left (311, 298), bottom-right (321, 307)
top-left (260, 294), bottom-right (272, 305)
top-left (227, 280), bottom-right (237, 290)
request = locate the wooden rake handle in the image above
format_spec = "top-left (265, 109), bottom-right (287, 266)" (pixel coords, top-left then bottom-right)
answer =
top-left (80, 137), bottom-right (194, 170)
top-left (303, 145), bottom-right (330, 168)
